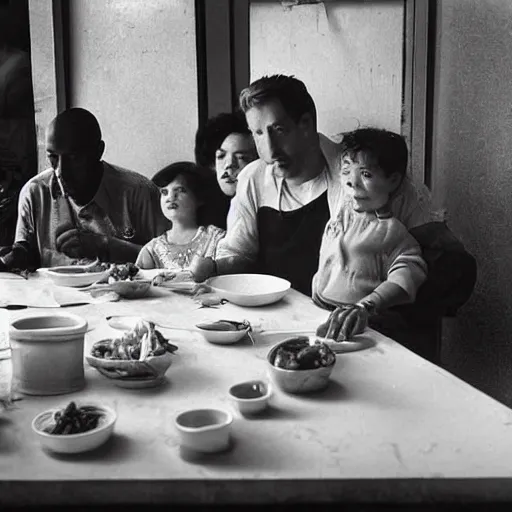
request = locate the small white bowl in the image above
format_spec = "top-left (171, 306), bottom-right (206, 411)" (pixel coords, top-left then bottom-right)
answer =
top-left (32, 404), bottom-right (117, 454)
top-left (205, 274), bottom-right (290, 307)
top-left (195, 325), bottom-right (250, 345)
top-left (42, 267), bottom-right (110, 288)
top-left (175, 408), bottom-right (233, 453)
top-left (229, 380), bottom-right (272, 415)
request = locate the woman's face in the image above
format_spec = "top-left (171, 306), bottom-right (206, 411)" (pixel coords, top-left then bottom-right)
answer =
top-left (159, 174), bottom-right (200, 223)
top-left (215, 133), bottom-right (257, 197)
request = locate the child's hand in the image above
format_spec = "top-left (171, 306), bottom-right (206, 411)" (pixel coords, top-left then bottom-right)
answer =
top-left (316, 304), bottom-right (368, 341)
top-left (190, 256), bottom-right (217, 283)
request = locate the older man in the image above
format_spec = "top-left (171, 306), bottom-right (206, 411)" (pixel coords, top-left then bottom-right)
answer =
top-left (193, 75), bottom-right (431, 291)
top-left (0, 108), bottom-right (168, 270)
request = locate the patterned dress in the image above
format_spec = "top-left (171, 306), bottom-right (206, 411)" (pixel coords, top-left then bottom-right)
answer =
top-left (136, 225), bottom-right (225, 271)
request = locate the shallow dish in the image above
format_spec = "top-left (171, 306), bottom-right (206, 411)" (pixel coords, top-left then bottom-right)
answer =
top-left (266, 338), bottom-right (336, 394)
top-left (111, 375), bottom-right (165, 389)
top-left (86, 279), bottom-right (152, 299)
top-left (229, 380), bottom-right (272, 415)
top-left (31, 404), bottom-right (117, 454)
top-left (86, 350), bottom-right (173, 381)
top-left (42, 266), bottom-right (110, 288)
top-left (175, 408), bottom-right (233, 453)
top-left (195, 325), bottom-right (250, 345)
top-left (205, 274), bottom-right (290, 307)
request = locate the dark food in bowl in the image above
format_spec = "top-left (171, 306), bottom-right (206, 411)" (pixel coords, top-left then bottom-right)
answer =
top-left (196, 319), bottom-right (250, 332)
top-left (107, 263), bottom-right (140, 282)
top-left (46, 401), bottom-right (104, 435)
top-left (91, 319), bottom-right (178, 360)
top-left (271, 336), bottom-right (336, 370)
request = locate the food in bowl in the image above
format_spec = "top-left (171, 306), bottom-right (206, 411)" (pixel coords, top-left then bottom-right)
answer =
top-left (195, 319), bottom-right (253, 345)
top-left (87, 319), bottom-right (177, 383)
top-left (106, 262), bottom-right (140, 283)
top-left (267, 336), bottom-right (337, 394)
top-left (91, 319), bottom-right (177, 361)
top-left (271, 336), bottom-right (336, 370)
top-left (32, 402), bottom-right (117, 454)
top-left (196, 319), bottom-right (249, 332)
top-left (44, 401), bottom-right (104, 435)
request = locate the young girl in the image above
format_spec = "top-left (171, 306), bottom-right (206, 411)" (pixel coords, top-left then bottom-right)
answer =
top-left (136, 162), bottom-right (225, 271)
top-left (313, 128), bottom-right (428, 341)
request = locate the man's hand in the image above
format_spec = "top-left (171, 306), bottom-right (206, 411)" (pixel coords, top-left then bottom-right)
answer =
top-left (55, 228), bottom-right (108, 261)
top-left (190, 256), bottom-right (217, 283)
top-left (316, 304), bottom-right (369, 341)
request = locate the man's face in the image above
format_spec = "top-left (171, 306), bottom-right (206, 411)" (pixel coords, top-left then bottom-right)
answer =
top-left (245, 100), bottom-right (311, 179)
top-left (46, 124), bottom-right (102, 199)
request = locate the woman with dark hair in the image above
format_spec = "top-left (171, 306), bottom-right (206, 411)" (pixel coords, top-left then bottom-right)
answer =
top-left (194, 111), bottom-right (258, 228)
top-left (135, 161), bottom-right (225, 270)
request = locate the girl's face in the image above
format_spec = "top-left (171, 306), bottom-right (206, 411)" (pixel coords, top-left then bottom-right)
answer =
top-left (215, 133), bottom-right (257, 197)
top-left (159, 174), bottom-right (200, 223)
top-left (340, 153), bottom-right (400, 213)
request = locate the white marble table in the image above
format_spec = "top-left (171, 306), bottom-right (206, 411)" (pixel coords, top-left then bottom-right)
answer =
top-left (1, 278), bottom-right (512, 508)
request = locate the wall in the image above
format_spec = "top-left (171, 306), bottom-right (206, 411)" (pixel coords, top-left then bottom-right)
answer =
top-left (67, 0), bottom-right (198, 178)
top-left (432, 0), bottom-right (512, 406)
top-left (249, 1), bottom-right (403, 139)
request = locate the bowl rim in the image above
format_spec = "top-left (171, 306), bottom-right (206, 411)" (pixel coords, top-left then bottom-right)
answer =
top-left (44, 267), bottom-right (108, 277)
top-left (228, 380), bottom-right (272, 401)
top-left (205, 273), bottom-right (291, 297)
top-left (195, 325), bottom-right (250, 336)
top-left (266, 338), bottom-right (337, 372)
top-left (174, 408), bottom-right (233, 433)
top-left (10, 312), bottom-right (88, 337)
top-left (31, 404), bottom-right (117, 439)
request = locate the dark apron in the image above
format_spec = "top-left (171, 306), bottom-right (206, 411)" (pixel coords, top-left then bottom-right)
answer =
top-left (256, 191), bottom-right (330, 297)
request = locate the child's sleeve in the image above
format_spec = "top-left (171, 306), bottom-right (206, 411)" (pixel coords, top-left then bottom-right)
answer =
top-left (385, 232), bottom-right (428, 302)
top-left (135, 241), bottom-right (158, 269)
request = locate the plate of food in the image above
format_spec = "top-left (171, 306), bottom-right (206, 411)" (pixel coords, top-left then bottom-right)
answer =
top-left (80, 263), bottom-right (153, 299)
top-left (86, 319), bottom-right (178, 388)
top-left (42, 260), bottom-right (111, 288)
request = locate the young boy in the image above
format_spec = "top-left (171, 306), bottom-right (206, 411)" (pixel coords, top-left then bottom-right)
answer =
top-left (312, 128), bottom-right (427, 339)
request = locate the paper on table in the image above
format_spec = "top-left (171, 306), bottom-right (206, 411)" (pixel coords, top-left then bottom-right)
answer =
top-left (0, 276), bottom-right (97, 308)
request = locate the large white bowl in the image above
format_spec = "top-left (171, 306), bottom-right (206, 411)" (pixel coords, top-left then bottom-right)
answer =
top-left (32, 404), bottom-right (117, 454)
top-left (175, 408), bottom-right (233, 453)
top-left (205, 274), bottom-right (290, 307)
top-left (42, 266), bottom-right (110, 288)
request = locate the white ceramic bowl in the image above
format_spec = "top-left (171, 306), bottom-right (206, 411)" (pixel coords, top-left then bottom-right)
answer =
top-left (205, 274), bottom-right (290, 307)
top-left (229, 380), bottom-right (272, 415)
top-left (175, 408), bottom-right (233, 453)
top-left (9, 312), bottom-right (87, 396)
top-left (42, 266), bottom-right (110, 288)
top-left (86, 350), bottom-right (173, 381)
top-left (267, 339), bottom-right (336, 394)
top-left (195, 325), bottom-right (250, 345)
top-left (32, 404), bottom-right (117, 454)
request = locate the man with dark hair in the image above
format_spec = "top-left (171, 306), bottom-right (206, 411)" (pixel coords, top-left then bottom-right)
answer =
top-left (0, 108), bottom-right (168, 271)
top-left (192, 75), bottom-right (432, 297)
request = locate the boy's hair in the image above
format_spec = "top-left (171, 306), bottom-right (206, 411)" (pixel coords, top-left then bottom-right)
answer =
top-left (340, 128), bottom-right (408, 179)
top-left (194, 111), bottom-right (251, 168)
top-left (152, 161), bottom-right (216, 225)
top-left (239, 74), bottom-right (317, 127)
